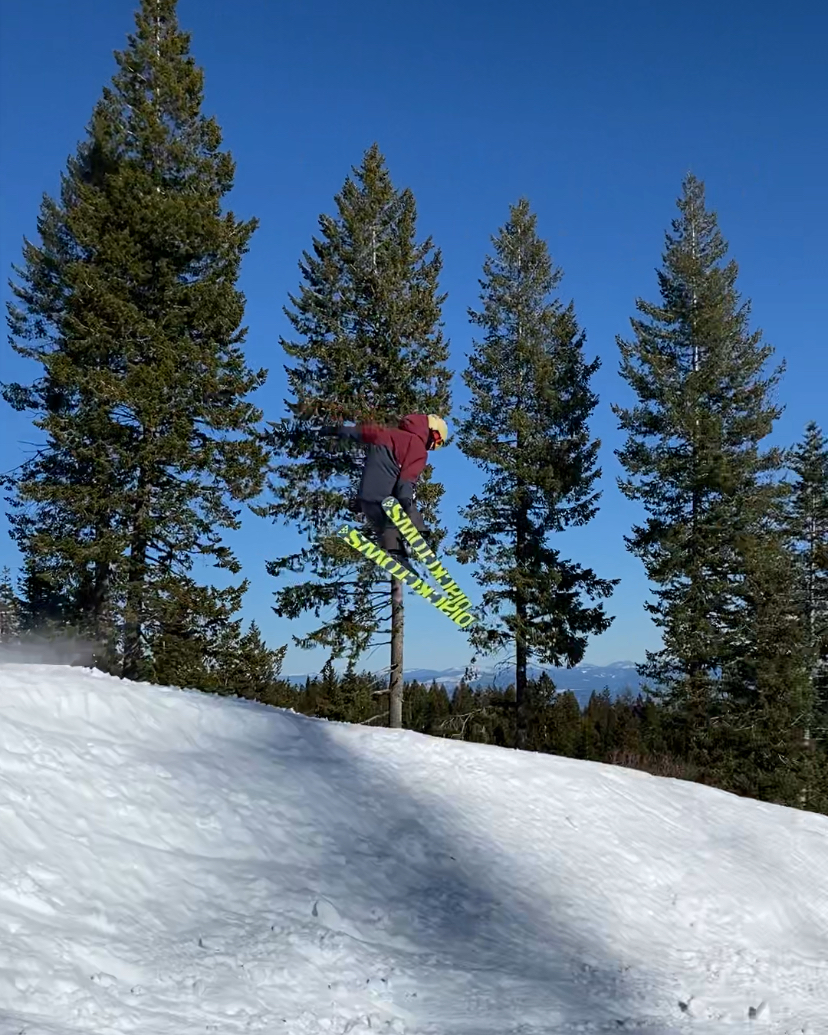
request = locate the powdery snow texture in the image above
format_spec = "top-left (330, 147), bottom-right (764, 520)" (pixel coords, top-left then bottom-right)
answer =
top-left (0, 663), bottom-right (826, 1034)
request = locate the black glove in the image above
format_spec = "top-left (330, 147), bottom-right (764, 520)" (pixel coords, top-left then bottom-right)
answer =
top-left (396, 483), bottom-right (416, 516)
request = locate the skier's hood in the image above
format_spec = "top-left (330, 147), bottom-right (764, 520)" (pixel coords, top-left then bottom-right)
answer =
top-left (398, 413), bottom-right (430, 445)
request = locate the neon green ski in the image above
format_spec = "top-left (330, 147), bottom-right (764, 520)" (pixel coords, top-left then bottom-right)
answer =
top-left (337, 522), bottom-right (478, 630)
top-left (381, 497), bottom-right (474, 606)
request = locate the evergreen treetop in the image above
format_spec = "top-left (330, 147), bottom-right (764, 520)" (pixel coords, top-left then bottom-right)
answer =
top-left (613, 174), bottom-right (785, 704)
top-left (456, 198), bottom-right (615, 745)
top-left (3, 0), bottom-right (267, 676)
top-left (787, 421), bottom-right (828, 734)
top-left (263, 144), bottom-right (451, 661)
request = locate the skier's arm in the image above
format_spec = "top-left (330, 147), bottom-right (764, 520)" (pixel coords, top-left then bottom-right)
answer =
top-left (398, 453), bottom-right (426, 488)
top-left (350, 423), bottom-right (384, 444)
top-left (318, 423), bottom-right (384, 444)
top-left (395, 480), bottom-right (416, 515)
top-left (395, 446), bottom-right (428, 515)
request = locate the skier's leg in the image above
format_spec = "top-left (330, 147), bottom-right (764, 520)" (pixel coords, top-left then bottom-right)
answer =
top-left (358, 499), bottom-right (386, 537)
top-left (359, 500), bottom-right (404, 557)
top-left (383, 498), bottom-right (430, 569)
top-left (379, 524), bottom-right (404, 556)
top-left (393, 482), bottom-right (427, 537)
top-left (402, 500), bottom-right (426, 534)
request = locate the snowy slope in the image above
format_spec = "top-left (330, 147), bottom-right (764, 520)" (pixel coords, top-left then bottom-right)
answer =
top-left (1, 665), bottom-right (826, 1035)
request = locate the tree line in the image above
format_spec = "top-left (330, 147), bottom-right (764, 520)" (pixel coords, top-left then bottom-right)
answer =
top-left (1, 0), bottom-right (826, 811)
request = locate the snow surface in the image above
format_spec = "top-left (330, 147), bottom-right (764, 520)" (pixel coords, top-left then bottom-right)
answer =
top-left (1, 664), bottom-right (827, 1035)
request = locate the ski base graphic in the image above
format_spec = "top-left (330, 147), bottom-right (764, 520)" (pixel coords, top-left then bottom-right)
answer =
top-left (381, 497), bottom-right (473, 607)
top-left (337, 523), bottom-right (477, 630)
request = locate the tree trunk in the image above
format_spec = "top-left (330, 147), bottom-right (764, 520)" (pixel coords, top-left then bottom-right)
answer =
top-left (515, 499), bottom-right (529, 750)
top-left (123, 472), bottom-right (150, 681)
top-left (515, 605), bottom-right (528, 750)
top-left (389, 577), bottom-right (404, 728)
top-left (123, 536), bottom-right (147, 680)
top-left (90, 558), bottom-right (110, 630)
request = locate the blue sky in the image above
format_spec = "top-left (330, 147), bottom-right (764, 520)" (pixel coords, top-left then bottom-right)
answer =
top-left (1, 0), bottom-right (826, 676)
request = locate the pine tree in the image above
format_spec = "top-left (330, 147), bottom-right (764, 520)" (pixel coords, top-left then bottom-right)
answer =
top-left (146, 578), bottom-right (246, 691)
top-left (455, 199), bottom-right (616, 748)
top-left (424, 680), bottom-right (451, 733)
top-left (613, 174), bottom-right (790, 766)
top-left (717, 528), bottom-right (813, 804)
top-left (216, 622), bottom-right (288, 700)
top-left (582, 690), bottom-right (615, 760)
top-left (263, 145), bottom-right (451, 716)
top-left (0, 568), bottom-right (22, 644)
top-left (548, 690), bottom-right (582, 757)
top-left (787, 422), bottom-right (828, 739)
top-left (2, 0), bottom-right (267, 678)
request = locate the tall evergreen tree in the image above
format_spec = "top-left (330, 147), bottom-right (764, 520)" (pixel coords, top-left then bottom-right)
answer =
top-left (613, 174), bottom-right (798, 774)
top-left (145, 577), bottom-right (246, 690)
top-left (717, 524), bottom-right (814, 804)
top-left (787, 422), bottom-right (828, 737)
top-left (455, 199), bottom-right (616, 748)
top-left (263, 145), bottom-right (451, 699)
top-left (0, 568), bottom-right (22, 644)
top-left (2, 0), bottom-right (267, 678)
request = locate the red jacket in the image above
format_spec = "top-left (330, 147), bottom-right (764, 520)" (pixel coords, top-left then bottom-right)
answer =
top-left (338, 414), bottom-right (430, 503)
top-left (357, 414), bottom-right (429, 483)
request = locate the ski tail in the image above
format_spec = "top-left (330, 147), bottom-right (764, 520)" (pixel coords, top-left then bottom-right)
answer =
top-left (381, 497), bottom-right (474, 613)
top-left (337, 523), bottom-right (477, 630)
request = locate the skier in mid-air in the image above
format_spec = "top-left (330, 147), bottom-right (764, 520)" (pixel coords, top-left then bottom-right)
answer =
top-left (318, 414), bottom-right (448, 562)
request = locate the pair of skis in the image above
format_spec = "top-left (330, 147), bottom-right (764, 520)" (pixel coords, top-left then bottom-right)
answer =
top-left (337, 497), bottom-right (478, 629)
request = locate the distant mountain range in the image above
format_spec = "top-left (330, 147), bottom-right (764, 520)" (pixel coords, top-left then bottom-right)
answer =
top-left (286, 661), bottom-right (645, 707)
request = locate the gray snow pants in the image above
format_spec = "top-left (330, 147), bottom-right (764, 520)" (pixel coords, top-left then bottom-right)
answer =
top-left (359, 499), bottom-right (426, 555)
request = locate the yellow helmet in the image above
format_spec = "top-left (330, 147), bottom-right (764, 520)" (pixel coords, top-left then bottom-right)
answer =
top-left (427, 414), bottom-right (448, 449)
